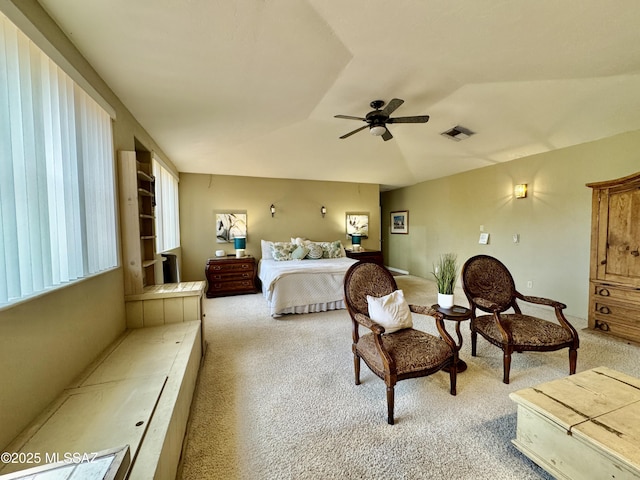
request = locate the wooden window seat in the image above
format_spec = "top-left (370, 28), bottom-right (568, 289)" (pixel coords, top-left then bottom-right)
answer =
top-left (0, 319), bottom-right (202, 480)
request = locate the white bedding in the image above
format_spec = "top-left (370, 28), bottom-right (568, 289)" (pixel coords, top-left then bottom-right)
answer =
top-left (258, 257), bottom-right (358, 317)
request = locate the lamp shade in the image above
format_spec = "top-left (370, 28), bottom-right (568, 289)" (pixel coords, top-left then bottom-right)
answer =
top-left (351, 234), bottom-right (362, 245)
top-left (234, 237), bottom-right (246, 249)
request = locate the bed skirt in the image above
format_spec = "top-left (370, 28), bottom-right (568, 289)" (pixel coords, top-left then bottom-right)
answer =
top-left (272, 299), bottom-right (346, 318)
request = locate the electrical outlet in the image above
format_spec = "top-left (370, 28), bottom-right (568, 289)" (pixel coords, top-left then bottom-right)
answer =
top-left (527, 281), bottom-right (533, 288)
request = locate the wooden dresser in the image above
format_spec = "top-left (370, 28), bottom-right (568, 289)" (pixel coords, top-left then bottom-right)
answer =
top-left (205, 256), bottom-right (259, 298)
top-left (345, 248), bottom-right (384, 265)
top-left (586, 171), bottom-right (640, 343)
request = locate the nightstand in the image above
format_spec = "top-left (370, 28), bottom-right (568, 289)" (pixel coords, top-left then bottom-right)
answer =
top-left (345, 249), bottom-right (384, 265)
top-left (205, 256), bottom-right (259, 298)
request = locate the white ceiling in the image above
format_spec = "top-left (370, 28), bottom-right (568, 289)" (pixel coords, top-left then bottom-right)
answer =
top-left (38, 0), bottom-right (640, 190)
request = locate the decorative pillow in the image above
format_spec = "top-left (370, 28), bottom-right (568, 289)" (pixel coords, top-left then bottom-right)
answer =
top-left (271, 242), bottom-right (296, 261)
top-left (291, 237), bottom-right (311, 246)
top-left (305, 243), bottom-right (324, 259)
top-left (320, 240), bottom-right (344, 258)
top-left (291, 245), bottom-right (309, 260)
top-left (261, 240), bottom-right (274, 260)
top-left (366, 290), bottom-right (413, 334)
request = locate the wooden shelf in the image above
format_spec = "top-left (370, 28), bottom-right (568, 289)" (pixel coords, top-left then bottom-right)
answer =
top-left (119, 150), bottom-right (158, 295)
top-left (137, 170), bottom-right (154, 182)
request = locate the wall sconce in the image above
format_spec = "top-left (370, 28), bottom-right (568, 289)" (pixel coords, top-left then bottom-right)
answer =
top-left (514, 184), bottom-right (528, 199)
top-left (270, 204), bottom-right (276, 217)
top-left (320, 206), bottom-right (326, 218)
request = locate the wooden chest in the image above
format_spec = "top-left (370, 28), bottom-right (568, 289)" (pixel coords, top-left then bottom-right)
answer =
top-left (205, 256), bottom-right (259, 297)
top-left (510, 367), bottom-right (640, 480)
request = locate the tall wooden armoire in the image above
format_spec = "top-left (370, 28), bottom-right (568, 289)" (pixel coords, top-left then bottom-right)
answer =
top-left (586, 171), bottom-right (640, 343)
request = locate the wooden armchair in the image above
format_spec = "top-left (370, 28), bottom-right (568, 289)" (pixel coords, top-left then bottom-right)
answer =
top-left (343, 261), bottom-right (457, 425)
top-left (461, 255), bottom-right (579, 384)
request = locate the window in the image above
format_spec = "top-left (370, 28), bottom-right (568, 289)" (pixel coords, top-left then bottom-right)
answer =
top-left (152, 156), bottom-right (180, 253)
top-left (0, 13), bottom-right (117, 307)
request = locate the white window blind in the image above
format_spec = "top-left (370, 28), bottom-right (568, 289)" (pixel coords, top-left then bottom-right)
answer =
top-left (0, 13), bottom-right (117, 307)
top-left (152, 156), bottom-right (180, 253)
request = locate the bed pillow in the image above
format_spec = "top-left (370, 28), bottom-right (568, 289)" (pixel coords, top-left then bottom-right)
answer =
top-left (261, 240), bottom-right (274, 260)
top-left (271, 242), bottom-right (296, 261)
top-left (366, 290), bottom-right (413, 333)
top-left (320, 240), bottom-right (344, 258)
top-left (291, 245), bottom-right (309, 260)
top-left (305, 243), bottom-right (324, 259)
top-left (291, 237), bottom-right (311, 246)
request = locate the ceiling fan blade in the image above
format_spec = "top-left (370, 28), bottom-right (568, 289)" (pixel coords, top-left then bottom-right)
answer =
top-left (335, 115), bottom-right (366, 121)
top-left (339, 124), bottom-right (369, 139)
top-left (381, 98), bottom-right (404, 116)
top-left (382, 129), bottom-right (393, 141)
top-left (387, 115), bottom-right (430, 124)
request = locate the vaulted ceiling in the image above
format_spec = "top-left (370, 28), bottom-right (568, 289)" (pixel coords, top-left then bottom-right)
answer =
top-left (39, 0), bottom-right (640, 190)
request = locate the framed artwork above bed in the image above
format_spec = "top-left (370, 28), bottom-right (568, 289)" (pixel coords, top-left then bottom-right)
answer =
top-left (346, 212), bottom-right (369, 239)
top-left (216, 211), bottom-right (247, 243)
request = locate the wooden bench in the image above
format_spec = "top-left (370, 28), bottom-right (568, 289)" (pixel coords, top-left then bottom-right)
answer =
top-left (0, 321), bottom-right (202, 480)
top-left (510, 366), bottom-right (640, 480)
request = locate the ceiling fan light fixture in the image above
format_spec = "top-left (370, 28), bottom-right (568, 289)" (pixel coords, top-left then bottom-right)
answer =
top-left (370, 125), bottom-right (386, 136)
top-left (441, 125), bottom-right (474, 141)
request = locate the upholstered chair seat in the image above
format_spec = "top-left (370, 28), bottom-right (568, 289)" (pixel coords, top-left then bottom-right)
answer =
top-left (356, 329), bottom-right (455, 378)
top-left (473, 313), bottom-right (575, 347)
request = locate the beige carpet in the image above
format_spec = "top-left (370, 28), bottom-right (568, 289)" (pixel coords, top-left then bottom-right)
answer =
top-left (177, 275), bottom-right (640, 480)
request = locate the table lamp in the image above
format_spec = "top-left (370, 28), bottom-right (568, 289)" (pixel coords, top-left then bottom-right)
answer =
top-left (234, 237), bottom-right (246, 258)
top-left (351, 234), bottom-right (362, 251)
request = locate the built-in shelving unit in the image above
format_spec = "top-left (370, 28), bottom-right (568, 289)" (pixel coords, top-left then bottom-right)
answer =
top-left (119, 149), bottom-right (158, 295)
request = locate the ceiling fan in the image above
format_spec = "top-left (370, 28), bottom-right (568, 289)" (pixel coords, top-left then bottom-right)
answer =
top-left (335, 98), bottom-right (429, 141)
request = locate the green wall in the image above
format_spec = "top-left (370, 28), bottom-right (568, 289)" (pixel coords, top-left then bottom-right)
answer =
top-left (179, 173), bottom-right (380, 282)
top-left (382, 129), bottom-right (640, 319)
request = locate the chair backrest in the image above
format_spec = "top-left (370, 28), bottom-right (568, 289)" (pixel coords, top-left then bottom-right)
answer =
top-left (344, 262), bottom-right (398, 317)
top-left (461, 255), bottom-right (516, 313)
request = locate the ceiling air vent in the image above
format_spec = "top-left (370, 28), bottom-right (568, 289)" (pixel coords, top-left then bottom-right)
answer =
top-left (441, 125), bottom-right (474, 141)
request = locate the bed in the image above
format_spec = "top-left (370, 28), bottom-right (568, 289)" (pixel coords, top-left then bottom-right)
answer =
top-left (258, 239), bottom-right (358, 317)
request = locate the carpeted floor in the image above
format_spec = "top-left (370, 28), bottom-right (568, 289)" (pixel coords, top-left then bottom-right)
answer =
top-left (177, 275), bottom-right (640, 480)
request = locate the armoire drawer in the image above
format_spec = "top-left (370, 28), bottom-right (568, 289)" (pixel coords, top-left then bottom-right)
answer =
top-left (591, 282), bottom-right (640, 306)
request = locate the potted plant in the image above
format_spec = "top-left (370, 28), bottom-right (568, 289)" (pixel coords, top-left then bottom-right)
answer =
top-left (432, 253), bottom-right (458, 308)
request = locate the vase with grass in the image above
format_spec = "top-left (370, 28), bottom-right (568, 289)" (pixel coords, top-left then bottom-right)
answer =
top-left (432, 253), bottom-right (458, 308)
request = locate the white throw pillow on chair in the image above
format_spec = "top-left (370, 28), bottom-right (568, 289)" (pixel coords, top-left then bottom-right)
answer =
top-left (366, 290), bottom-right (413, 333)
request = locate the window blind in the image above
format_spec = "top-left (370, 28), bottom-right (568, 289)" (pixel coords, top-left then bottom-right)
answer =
top-left (0, 13), bottom-right (117, 307)
top-left (152, 156), bottom-right (180, 253)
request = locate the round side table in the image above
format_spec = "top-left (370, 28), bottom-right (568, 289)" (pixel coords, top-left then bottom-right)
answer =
top-left (432, 304), bottom-right (472, 372)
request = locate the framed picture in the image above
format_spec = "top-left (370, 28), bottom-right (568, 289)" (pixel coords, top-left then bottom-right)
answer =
top-left (216, 212), bottom-right (247, 243)
top-left (346, 212), bottom-right (369, 238)
top-left (390, 210), bottom-right (409, 234)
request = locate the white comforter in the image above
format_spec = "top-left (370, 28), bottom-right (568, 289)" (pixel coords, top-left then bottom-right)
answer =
top-left (258, 257), bottom-right (358, 316)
